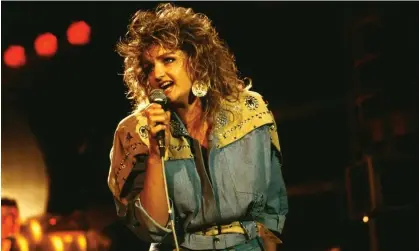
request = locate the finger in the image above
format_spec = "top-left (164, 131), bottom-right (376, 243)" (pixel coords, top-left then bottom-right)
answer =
top-left (143, 103), bottom-right (162, 115)
top-left (150, 124), bottom-right (167, 137)
top-left (146, 108), bottom-right (167, 117)
top-left (148, 115), bottom-right (170, 125)
top-left (147, 103), bottom-right (162, 109)
top-left (163, 111), bottom-right (171, 125)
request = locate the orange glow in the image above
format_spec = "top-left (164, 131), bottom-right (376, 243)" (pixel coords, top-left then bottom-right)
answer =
top-left (1, 100), bottom-right (49, 221)
top-left (34, 32), bottom-right (58, 57)
top-left (50, 235), bottom-right (64, 251)
top-left (63, 234), bottom-right (73, 243)
top-left (16, 235), bottom-right (29, 251)
top-left (29, 220), bottom-right (43, 242)
top-left (3, 45), bottom-right (26, 68)
top-left (77, 235), bottom-right (87, 250)
top-left (67, 21), bottom-right (91, 45)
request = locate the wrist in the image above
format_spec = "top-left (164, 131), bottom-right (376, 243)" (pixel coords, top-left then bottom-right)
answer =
top-left (148, 143), bottom-right (169, 160)
top-left (147, 153), bottom-right (162, 164)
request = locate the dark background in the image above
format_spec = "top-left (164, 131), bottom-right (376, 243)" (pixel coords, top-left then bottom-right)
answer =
top-left (2, 1), bottom-right (418, 250)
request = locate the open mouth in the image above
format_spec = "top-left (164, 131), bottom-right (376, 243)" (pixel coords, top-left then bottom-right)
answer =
top-left (160, 81), bottom-right (174, 90)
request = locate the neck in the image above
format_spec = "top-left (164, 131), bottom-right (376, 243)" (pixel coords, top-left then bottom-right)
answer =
top-left (174, 97), bottom-right (203, 128)
top-left (172, 97), bottom-right (211, 147)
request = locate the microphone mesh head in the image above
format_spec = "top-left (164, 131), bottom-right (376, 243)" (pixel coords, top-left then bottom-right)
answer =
top-left (149, 89), bottom-right (168, 105)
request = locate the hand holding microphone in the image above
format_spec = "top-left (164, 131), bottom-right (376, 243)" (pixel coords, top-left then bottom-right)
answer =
top-left (144, 90), bottom-right (180, 250)
top-left (144, 89), bottom-right (171, 158)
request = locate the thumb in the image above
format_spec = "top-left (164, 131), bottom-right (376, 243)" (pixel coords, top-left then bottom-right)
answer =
top-left (164, 119), bottom-right (171, 159)
top-left (165, 110), bottom-right (171, 144)
top-left (165, 110), bottom-right (171, 123)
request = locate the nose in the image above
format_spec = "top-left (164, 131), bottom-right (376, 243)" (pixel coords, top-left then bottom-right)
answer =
top-left (153, 63), bottom-right (165, 83)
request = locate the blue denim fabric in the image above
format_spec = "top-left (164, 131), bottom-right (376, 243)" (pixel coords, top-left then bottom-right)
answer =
top-left (116, 112), bottom-right (288, 250)
top-left (150, 236), bottom-right (265, 251)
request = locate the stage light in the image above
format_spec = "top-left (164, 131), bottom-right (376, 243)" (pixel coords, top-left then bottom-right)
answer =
top-left (29, 220), bottom-right (43, 243)
top-left (1, 107), bottom-right (49, 223)
top-left (50, 235), bottom-right (64, 251)
top-left (77, 235), bottom-right (87, 250)
top-left (16, 236), bottom-right (29, 251)
top-left (67, 21), bottom-right (91, 45)
top-left (362, 215), bottom-right (369, 223)
top-left (49, 218), bottom-right (57, 226)
top-left (34, 32), bottom-right (58, 57)
top-left (4, 45), bottom-right (26, 68)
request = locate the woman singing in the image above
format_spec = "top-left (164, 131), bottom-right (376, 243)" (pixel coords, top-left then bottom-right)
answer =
top-left (108, 3), bottom-right (288, 250)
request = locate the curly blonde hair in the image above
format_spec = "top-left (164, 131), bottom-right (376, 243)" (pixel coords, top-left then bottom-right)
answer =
top-left (116, 3), bottom-right (244, 121)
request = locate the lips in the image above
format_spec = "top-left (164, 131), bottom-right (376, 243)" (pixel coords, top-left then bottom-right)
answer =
top-left (160, 81), bottom-right (174, 90)
top-left (163, 85), bottom-right (173, 96)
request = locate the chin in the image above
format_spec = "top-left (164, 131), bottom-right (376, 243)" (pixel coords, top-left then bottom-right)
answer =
top-left (165, 92), bottom-right (175, 102)
top-left (166, 95), bottom-right (180, 106)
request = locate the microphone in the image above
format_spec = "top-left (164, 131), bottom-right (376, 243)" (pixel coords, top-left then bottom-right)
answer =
top-left (149, 89), bottom-right (169, 157)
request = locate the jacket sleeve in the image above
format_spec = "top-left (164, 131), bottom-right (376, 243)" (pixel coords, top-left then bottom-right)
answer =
top-left (255, 114), bottom-right (288, 240)
top-left (107, 120), bottom-right (174, 243)
top-left (255, 146), bottom-right (288, 234)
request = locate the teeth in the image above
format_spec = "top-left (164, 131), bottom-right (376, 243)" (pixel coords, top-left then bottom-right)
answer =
top-left (161, 81), bottom-right (173, 89)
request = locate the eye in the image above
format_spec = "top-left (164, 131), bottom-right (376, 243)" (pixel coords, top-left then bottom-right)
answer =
top-left (163, 57), bottom-right (175, 64)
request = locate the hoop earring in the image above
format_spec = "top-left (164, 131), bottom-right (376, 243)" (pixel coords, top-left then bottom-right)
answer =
top-left (191, 80), bottom-right (210, 97)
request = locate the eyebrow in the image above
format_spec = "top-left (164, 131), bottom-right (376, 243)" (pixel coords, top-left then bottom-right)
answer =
top-left (157, 51), bottom-right (176, 60)
top-left (142, 51), bottom-right (176, 65)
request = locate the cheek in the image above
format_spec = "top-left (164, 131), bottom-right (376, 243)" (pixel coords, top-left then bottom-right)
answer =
top-left (171, 62), bottom-right (192, 83)
top-left (178, 70), bottom-right (193, 88)
top-left (148, 77), bottom-right (159, 89)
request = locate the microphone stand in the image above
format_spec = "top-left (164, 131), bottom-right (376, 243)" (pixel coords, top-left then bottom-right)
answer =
top-left (159, 145), bottom-right (180, 251)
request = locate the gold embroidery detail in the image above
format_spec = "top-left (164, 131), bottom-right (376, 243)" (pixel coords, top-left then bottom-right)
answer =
top-left (138, 125), bottom-right (149, 139)
top-left (244, 95), bottom-right (259, 110)
top-left (213, 91), bottom-right (281, 152)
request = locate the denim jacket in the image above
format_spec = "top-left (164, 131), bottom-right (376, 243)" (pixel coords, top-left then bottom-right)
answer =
top-left (107, 90), bottom-right (288, 250)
